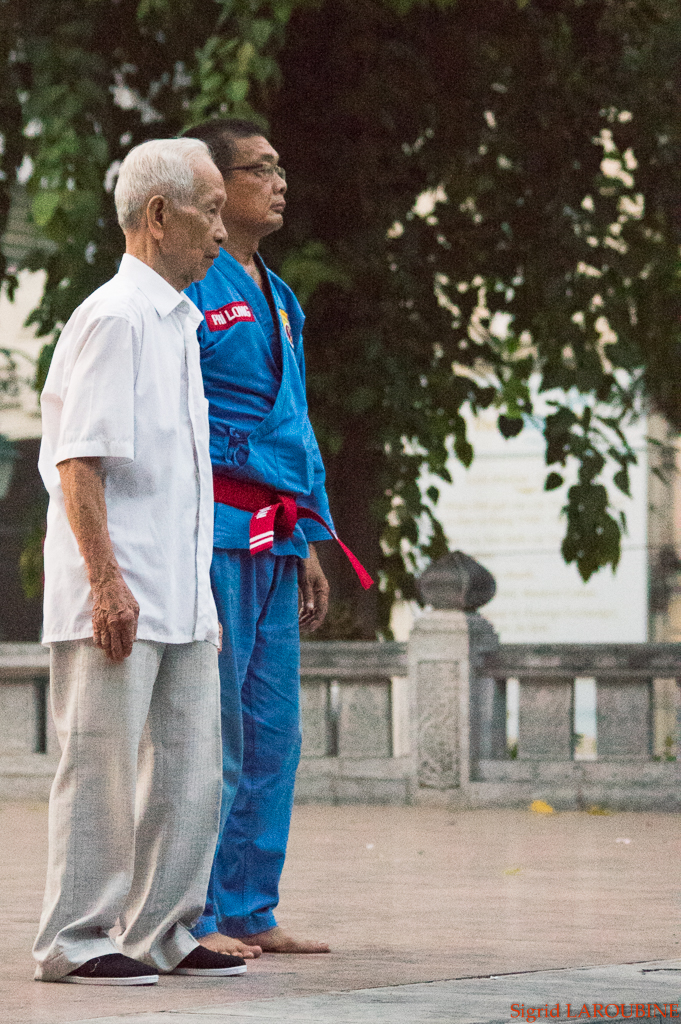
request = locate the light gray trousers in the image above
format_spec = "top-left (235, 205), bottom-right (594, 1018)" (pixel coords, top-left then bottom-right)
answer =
top-left (33, 639), bottom-right (222, 981)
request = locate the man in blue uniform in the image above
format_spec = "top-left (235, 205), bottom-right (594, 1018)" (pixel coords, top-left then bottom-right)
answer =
top-left (184, 119), bottom-right (370, 958)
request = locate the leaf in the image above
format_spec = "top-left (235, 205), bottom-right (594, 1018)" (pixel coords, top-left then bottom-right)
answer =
top-left (530, 800), bottom-right (554, 814)
top-left (498, 414), bottom-right (524, 438)
top-left (31, 191), bottom-right (62, 228)
top-left (249, 19), bottom-right (275, 50)
top-left (561, 483), bottom-right (621, 581)
top-left (545, 472), bottom-right (564, 491)
top-left (227, 79), bottom-right (250, 103)
top-left (613, 467), bottom-right (630, 496)
top-left (453, 433), bottom-right (473, 468)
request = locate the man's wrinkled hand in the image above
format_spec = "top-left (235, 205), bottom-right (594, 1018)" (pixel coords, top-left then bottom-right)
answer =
top-left (298, 545), bottom-right (329, 633)
top-left (92, 575), bottom-right (139, 662)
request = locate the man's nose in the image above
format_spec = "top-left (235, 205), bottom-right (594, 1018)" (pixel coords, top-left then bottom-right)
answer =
top-left (215, 216), bottom-right (228, 242)
top-left (274, 174), bottom-right (287, 195)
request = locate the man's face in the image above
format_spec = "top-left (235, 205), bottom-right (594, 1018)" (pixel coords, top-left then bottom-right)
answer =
top-left (162, 157), bottom-right (227, 288)
top-left (221, 135), bottom-right (287, 240)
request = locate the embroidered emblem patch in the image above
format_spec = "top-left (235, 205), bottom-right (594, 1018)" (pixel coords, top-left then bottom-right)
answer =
top-left (279, 309), bottom-right (295, 348)
top-left (205, 302), bottom-right (256, 332)
top-left (224, 427), bottom-right (250, 467)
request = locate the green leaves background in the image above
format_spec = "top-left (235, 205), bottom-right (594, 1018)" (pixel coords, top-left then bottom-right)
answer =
top-left (2, 0), bottom-right (681, 633)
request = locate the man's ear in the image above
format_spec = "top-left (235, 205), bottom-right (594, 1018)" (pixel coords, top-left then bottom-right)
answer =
top-left (145, 194), bottom-right (167, 240)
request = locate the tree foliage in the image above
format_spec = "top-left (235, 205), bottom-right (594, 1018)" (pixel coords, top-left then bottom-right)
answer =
top-left (2, 0), bottom-right (681, 633)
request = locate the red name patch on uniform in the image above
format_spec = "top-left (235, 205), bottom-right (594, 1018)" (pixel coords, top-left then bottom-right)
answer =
top-left (205, 302), bottom-right (256, 332)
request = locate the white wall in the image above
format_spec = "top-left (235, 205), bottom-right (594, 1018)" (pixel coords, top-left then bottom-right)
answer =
top-left (418, 407), bottom-right (648, 644)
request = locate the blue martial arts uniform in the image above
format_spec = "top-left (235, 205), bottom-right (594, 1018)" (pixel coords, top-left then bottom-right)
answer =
top-left (185, 249), bottom-right (331, 938)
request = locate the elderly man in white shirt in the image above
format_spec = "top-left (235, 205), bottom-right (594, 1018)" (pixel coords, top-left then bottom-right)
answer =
top-left (33, 138), bottom-right (247, 986)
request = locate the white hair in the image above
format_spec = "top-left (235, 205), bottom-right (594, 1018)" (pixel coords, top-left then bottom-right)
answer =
top-left (114, 137), bottom-right (212, 231)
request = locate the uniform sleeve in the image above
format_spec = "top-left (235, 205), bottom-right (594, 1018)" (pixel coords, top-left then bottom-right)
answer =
top-left (293, 338), bottom-right (334, 541)
top-left (53, 316), bottom-right (136, 466)
top-left (285, 299), bottom-right (334, 542)
top-left (299, 437), bottom-right (335, 542)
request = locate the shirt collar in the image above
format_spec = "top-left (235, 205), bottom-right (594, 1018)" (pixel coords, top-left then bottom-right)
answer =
top-left (118, 254), bottom-right (203, 327)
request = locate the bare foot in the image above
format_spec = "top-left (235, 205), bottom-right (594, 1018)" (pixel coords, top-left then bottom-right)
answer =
top-left (199, 931), bottom-right (262, 958)
top-left (242, 925), bottom-right (330, 954)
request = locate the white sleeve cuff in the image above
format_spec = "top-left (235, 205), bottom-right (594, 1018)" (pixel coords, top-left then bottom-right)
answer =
top-left (54, 440), bottom-right (134, 465)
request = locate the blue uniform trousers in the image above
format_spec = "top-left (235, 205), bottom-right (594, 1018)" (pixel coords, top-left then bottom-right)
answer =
top-left (192, 549), bottom-right (302, 939)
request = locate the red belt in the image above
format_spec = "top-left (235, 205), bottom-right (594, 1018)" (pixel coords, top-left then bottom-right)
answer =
top-left (212, 473), bottom-right (374, 590)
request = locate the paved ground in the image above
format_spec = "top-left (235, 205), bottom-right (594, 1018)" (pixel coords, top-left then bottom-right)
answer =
top-left (3, 801), bottom-right (681, 1024)
top-left (44, 962), bottom-right (681, 1023)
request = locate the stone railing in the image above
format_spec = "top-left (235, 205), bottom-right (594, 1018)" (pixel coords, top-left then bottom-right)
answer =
top-left (0, 643), bottom-right (50, 751)
top-left (299, 631), bottom-right (681, 811)
top-left (473, 643), bottom-right (681, 811)
top-left (297, 640), bottom-right (411, 804)
top-left (0, 642), bottom-right (55, 799)
top-left (3, 552), bottom-right (681, 809)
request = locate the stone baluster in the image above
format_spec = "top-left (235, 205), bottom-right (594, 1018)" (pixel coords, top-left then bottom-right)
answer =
top-left (0, 676), bottom-right (45, 754)
top-left (596, 678), bottom-right (652, 760)
top-left (517, 677), bottom-right (574, 760)
top-left (337, 677), bottom-right (392, 757)
top-left (300, 679), bottom-right (333, 757)
top-left (467, 612), bottom-right (504, 762)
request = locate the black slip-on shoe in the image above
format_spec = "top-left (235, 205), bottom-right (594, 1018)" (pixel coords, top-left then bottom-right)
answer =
top-left (63, 953), bottom-right (159, 986)
top-left (171, 946), bottom-right (247, 976)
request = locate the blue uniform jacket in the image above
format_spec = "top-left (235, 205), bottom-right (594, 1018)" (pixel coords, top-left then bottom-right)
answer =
top-left (186, 250), bottom-right (332, 556)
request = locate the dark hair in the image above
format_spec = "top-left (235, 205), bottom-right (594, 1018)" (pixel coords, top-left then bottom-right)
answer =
top-left (181, 118), bottom-right (266, 176)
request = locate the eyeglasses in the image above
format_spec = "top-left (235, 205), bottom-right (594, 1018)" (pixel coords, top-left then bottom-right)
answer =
top-left (227, 163), bottom-right (286, 182)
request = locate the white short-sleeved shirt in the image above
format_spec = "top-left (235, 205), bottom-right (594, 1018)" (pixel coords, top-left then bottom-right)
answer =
top-left (39, 253), bottom-right (219, 646)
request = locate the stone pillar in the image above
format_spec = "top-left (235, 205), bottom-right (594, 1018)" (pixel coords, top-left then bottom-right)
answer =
top-left (409, 610), bottom-right (471, 794)
top-left (411, 551), bottom-right (498, 802)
